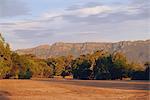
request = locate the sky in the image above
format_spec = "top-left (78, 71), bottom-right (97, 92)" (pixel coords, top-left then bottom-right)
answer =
top-left (0, 0), bottom-right (149, 50)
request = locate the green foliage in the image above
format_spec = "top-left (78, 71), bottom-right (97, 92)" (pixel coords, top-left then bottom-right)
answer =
top-left (72, 54), bottom-right (93, 79)
top-left (110, 52), bottom-right (129, 79)
top-left (145, 66), bottom-right (150, 80)
top-left (47, 55), bottom-right (73, 76)
top-left (25, 68), bottom-right (32, 79)
top-left (131, 62), bottom-right (150, 80)
top-left (47, 57), bottom-right (65, 76)
top-left (21, 55), bottom-right (53, 78)
top-left (0, 62), bottom-right (10, 78)
top-left (0, 34), bottom-right (12, 78)
top-left (72, 51), bottom-right (143, 80)
top-left (0, 33), bottom-right (148, 80)
top-left (93, 55), bottom-right (112, 80)
top-left (93, 52), bottom-right (131, 80)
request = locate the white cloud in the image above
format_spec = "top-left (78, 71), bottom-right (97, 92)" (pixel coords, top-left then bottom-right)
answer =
top-left (72, 6), bottom-right (112, 17)
top-left (41, 11), bottom-right (62, 19)
top-left (0, 0), bottom-right (149, 49)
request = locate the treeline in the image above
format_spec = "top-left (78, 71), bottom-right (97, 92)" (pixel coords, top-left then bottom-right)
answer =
top-left (71, 51), bottom-right (149, 80)
top-left (0, 34), bottom-right (149, 80)
top-left (0, 34), bottom-right (52, 79)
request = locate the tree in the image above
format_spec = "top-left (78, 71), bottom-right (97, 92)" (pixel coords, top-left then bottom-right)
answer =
top-left (72, 55), bottom-right (92, 79)
top-left (110, 52), bottom-right (129, 80)
top-left (0, 33), bottom-right (148, 80)
top-left (47, 55), bottom-right (73, 76)
top-left (60, 55), bottom-right (73, 78)
top-left (0, 33), bottom-right (12, 78)
top-left (25, 55), bottom-right (53, 78)
top-left (25, 68), bottom-right (32, 79)
top-left (93, 55), bottom-right (112, 80)
top-left (144, 62), bottom-right (150, 80)
top-left (131, 62), bottom-right (149, 80)
top-left (47, 58), bottom-right (57, 76)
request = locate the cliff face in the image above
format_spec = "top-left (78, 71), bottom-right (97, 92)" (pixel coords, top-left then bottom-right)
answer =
top-left (16, 40), bottom-right (150, 63)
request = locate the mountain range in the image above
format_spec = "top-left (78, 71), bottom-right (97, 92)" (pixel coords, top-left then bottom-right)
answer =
top-left (16, 40), bottom-right (150, 64)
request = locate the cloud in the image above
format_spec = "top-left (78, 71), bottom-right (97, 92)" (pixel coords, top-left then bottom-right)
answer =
top-left (0, 0), bottom-right (29, 17)
top-left (69, 6), bottom-right (112, 17)
top-left (66, 2), bottom-right (103, 11)
top-left (13, 29), bottom-right (54, 39)
top-left (36, 0), bottom-right (149, 24)
top-left (61, 0), bottom-right (149, 24)
top-left (0, 0), bottom-right (149, 49)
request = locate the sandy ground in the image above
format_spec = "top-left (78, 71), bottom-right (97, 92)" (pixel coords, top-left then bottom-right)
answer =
top-left (0, 79), bottom-right (149, 100)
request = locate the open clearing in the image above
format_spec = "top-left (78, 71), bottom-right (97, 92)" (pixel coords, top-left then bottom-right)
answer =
top-left (0, 79), bottom-right (149, 100)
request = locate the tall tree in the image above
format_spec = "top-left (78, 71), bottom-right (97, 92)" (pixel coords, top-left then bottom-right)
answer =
top-left (0, 33), bottom-right (12, 78)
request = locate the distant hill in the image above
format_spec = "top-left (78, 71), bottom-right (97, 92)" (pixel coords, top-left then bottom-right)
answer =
top-left (16, 40), bottom-right (150, 64)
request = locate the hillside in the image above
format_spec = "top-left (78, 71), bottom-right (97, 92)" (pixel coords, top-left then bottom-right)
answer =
top-left (16, 40), bottom-right (150, 64)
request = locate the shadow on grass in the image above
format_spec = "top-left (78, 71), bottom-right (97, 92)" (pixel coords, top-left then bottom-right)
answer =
top-left (0, 91), bottom-right (11, 100)
top-left (39, 79), bottom-right (150, 91)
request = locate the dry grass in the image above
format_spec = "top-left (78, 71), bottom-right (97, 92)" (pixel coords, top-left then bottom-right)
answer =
top-left (0, 79), bottom-right (149, 100)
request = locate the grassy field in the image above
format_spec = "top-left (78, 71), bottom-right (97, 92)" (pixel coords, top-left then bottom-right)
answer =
top-left (0, 79), bottom-right (149, 100)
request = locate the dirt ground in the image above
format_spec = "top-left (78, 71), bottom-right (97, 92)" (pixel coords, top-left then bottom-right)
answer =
top-left (0, 79), bottom-right (149, 100)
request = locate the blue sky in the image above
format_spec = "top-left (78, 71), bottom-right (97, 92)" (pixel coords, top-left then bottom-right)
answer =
top-left (0, 0), bottom-right (149, 50)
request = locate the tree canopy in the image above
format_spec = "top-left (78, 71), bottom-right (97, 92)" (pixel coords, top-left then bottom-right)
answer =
top-left (0, 33), bottom-right (149, 80)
